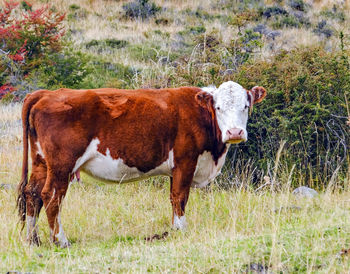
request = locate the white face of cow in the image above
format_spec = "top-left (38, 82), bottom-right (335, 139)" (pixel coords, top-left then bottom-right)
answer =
top-left (205, 81), bottom-right (266, 144)
top-left (212, 81), bottom-right (249, 143)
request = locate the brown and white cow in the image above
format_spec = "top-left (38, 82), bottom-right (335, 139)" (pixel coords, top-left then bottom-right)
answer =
top-left (17, 81), bottom-right (266, 247)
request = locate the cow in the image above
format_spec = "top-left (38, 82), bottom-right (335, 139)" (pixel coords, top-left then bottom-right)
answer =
top-left (17, 81), bottom-right (266, 247)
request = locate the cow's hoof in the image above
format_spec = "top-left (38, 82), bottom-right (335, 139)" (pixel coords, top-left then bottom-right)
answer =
top-left (27, 234), bottom-right (41, 246)
top-left (28, 238), bottom-right (41, 246)
top-left (173, 215), bottom-right (187, 230)
top-left (54, 240), bottom-right (71, 248)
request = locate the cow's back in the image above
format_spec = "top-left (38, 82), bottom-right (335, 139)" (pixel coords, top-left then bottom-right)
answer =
top-left (29, 87), bottom-right (206, 179)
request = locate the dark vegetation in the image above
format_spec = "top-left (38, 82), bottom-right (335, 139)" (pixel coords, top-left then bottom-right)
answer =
top-left (234, 46), bottom-right (350, 187)
top-left (0, 0), bottom-right (349, 188)
top-left (122, 0), bottom-right (161, 20)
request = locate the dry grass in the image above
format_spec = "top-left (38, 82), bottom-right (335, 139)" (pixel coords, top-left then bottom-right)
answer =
top-left (41, 0), bottom-right (350, 55)
top-left (0, 104), bottom-right (22, 187)
top-left (1, 0), bottom-right (350, 271)
top-left (1, 104), bottom-right (350, 273)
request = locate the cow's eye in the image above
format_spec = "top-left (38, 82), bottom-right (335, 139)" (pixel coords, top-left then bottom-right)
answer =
top-left (244, 105), bottom-right (249, 110)
top-left (216, 107), bottom-right (220, 110)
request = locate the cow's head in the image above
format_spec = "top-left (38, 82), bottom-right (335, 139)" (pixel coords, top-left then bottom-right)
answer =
top-left (200, 81), bottom-right (266, 144)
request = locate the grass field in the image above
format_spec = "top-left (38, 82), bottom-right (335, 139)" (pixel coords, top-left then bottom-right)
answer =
top-left (0, 104), bottom-right (349, 273)
top-left (1, 1), bottom-right (350, 271)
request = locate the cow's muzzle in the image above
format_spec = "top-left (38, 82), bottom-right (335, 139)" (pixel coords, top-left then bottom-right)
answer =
top-left (226, 128), bottom-right (246, 144)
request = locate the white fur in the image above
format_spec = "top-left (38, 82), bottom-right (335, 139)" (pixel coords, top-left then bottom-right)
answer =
top-left (192, 148), bottom-right (228, 188)
top-left (73, 138), bottom-right (174, 183)
top-left (211, 81), bottom-right (249, 143)
top-left (173, 214), bottom-right (187, 230)
top-left (72, 138), bottom-right (100, 173)
top-left (201, 85), bottom-right (216, 94)
top-left (35, 141), bottom-right (45, 158)
top-left (26, 215), bottom-right (37, 241)
top-left (55, 213), bottom-right (69, 248)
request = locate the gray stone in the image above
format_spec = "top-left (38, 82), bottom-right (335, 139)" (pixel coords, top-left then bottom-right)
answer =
top-left (247, 263), bottom-right (269, 273)
top-left (292, 186), bottom-right (318, 198)
top-left (253, 24), bottom-right (281, 40)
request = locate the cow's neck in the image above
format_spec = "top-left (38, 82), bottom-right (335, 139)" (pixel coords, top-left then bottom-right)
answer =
top-left (208, 110), bottom-right (227, 165)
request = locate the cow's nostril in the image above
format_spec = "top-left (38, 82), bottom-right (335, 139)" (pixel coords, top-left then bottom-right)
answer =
top-left (239, 130), bottom-right (243, 136)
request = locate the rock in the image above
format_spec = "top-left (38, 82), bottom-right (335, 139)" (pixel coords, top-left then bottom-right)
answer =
top-left (246, 263), bottom-right (269, 273)
top-left (253, 24), bottom-right (281, 40)
top-left (292, 186), bottom-right (318, 198)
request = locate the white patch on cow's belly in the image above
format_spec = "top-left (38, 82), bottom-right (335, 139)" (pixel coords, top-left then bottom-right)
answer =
top-left (192, 149), bottom-right (228, 188)
top-left (73, 138), bottom-right (174, 183)
top-left (35, 141), bottom-right (44, 158)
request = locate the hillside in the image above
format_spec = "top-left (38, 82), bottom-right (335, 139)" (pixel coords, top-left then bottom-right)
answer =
top-left (0, 1), bottom-right (350, 272)
top-left (1, 0), bottom-right (349, 185)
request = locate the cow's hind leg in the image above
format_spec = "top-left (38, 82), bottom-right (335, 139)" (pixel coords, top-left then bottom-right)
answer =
top-left (41, 170), bottom-right (70, 248)
top-left (24, 158), bottom-right (46, 245)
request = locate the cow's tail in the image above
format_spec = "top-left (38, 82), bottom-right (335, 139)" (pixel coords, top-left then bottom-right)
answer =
top-left (17, 92), bottom-right (41, 228)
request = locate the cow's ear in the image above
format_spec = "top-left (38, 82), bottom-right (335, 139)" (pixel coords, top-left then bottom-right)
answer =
top-left (249, 86), bottom-right (267, 105)
top-left (195, 91), bottom-right (214, 109)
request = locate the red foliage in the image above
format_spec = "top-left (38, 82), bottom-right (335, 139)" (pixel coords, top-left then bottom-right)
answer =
top-left (0, 1), bottom-right (19, 25)
top-left (0, 84), bottom-right (15, 99)
top-left (0, 0), bottom-right (65, 60)
top-left (0, 0), bottom-right (66, 98)
top-left (8, 40), bottom-right (27, 61)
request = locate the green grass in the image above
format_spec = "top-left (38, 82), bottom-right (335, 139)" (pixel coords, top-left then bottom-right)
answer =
top-left (1, 175), bottom-right (350, 272)
top-left (1, 104), bottom-right (349, 273)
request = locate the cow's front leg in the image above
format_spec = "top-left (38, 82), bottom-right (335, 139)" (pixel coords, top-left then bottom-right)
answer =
top-left (170, 160), bottom-right (196, 230)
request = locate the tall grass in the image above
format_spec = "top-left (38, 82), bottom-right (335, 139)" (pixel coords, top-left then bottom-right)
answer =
top-left (0, 104), bottom-right (349, 272)
top-left (1, 0), bottom-right (350, 271)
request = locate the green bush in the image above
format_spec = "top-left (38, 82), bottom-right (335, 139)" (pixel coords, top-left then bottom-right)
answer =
top-left (231, 46), bottom-right (349, 187)
top-left (32, 48), bottom-right (91, 89)
top-left (85, 39), bottom-right (129, 49)
top-left (81, 58), bottom-right (138, 89)
top-left (122, 0), bottom-right (161, 20)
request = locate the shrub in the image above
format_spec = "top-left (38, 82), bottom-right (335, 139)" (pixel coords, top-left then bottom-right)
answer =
top-left (67, 5), bottom-right (87, 21)
top-left (69, 4), bottom-right (80, 11)
top-left (289, 0), bottom-right (306, 12)
top-left (0, 1), bottom-right (65, 61)
top-left (0, 0), bottom-right (65, 99)
top-left (0, 48), bottom-right (34, 101)
top-left (320, 5), bottom-right (345, 22)
top-left (271, 14), bottom-right (301, 28)
top-left (224, 29), bottom-right (263, 70)
top-left (232, 46), bottom-right (350, 187)
top-left (122, 0), bottom-right (161, 20)
top-left (189, 26), bottom-right (206, 35)
top-left (229, 11), bottom-right (260, 33)
top-left (261, 6), bottom-right (288, 18)
top-left (313, 20), bottom-right (333, 38)
top-left (253, 24), bottom-right (281, 40)
top-left (81, 59), bottom-right (138, 89)
top-left (32, 48), bottom-right (91, 89)
top-left (85, 39), bottom-right (129, 49)
top-left (155, 17), bottom-right (170, 25)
